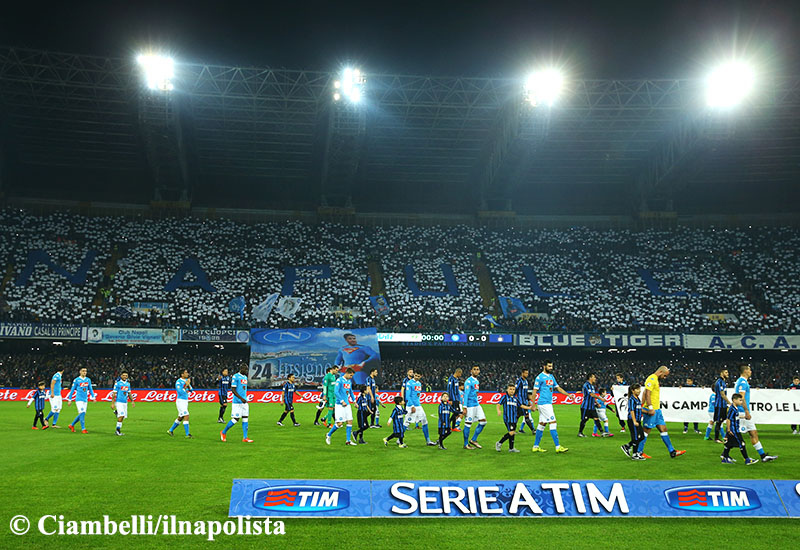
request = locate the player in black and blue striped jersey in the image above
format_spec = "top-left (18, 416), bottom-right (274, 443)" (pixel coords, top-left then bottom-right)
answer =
top-left (620, 383), bottom-right (645, 460)
top-left (496, 382), bottom-right (531, 452)
top-left (352, 386), bottom-right (374, 444)
top-left (277, 374), bottom-right (300, 427)
top-left (436, 393), bottom-right (453, 449)
top-left (217, 368), bottom-right (231, 423)
top-left (578, 374), bottom-right (602, 437)
top-left (721, 393), bottom-right (757, 465)
top-left (515, 369), bottom-right (536, 434)
top-left (712, 367), bottom-right (732, 443)
top-left (447, 368), bottom-right (462, 431)
top-left (27, 381), bottom-right (49, 430)
top-left (365, 368), bottom-right (383, 428)
top-left (383, 396), bottom-right (407, 448)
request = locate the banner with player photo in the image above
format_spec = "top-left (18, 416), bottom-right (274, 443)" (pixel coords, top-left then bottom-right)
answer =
top-left (612, 385), bottom-right (800, 424)
top-left (248, 327), bottom-right (381, 389)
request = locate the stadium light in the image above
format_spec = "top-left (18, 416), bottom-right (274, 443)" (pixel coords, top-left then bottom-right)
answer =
top-left (523, 69), bottom-right (564, 107)
top-left (705, 61), bottom-right (755, 109)
top-left (333, 67), bottom-right (365, 103)
top-left (137, 54), bottom-right (175, 91)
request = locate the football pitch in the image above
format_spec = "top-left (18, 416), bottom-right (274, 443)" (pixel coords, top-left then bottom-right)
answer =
top-left (2, 402), bottom-right (797, 549)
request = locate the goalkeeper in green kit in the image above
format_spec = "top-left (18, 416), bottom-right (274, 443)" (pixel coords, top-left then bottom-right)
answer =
top-left (322, 366), bottom-right (338, 427)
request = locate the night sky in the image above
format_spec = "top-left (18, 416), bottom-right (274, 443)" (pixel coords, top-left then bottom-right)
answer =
top-left (2, 0), bottom-right (798, 77)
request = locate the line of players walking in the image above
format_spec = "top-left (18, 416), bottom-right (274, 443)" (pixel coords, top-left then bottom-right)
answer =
top-left (22, 360), bottom-right (784, 465)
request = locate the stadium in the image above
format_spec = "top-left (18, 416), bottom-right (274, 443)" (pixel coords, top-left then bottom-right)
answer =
top-left (1, 2), bottom-right (799, 548)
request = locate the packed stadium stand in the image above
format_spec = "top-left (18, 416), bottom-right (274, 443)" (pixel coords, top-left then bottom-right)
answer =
top-left (1, 208), bottom-right (799, 334)
top-left (1, 343), bottom-right (796, 392)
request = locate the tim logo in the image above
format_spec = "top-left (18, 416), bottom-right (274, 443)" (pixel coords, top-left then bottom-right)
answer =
top-left (253, 485), bottom-right (349, 513)
top-left (665, 486), bottom-right (761, 512)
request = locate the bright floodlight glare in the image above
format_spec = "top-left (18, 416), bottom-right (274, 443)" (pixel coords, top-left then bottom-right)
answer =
top-left (137, 54), bottom-right (175, 91)
top-left (524, 69), bottom-right (564, 107)
top-left (333, 66), bottom-right (365, 102)
top-left (706, 62), bottom-right (755, 108)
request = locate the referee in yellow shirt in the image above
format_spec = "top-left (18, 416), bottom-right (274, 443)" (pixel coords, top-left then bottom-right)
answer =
top-left (639, 366), bottom-right (686, 459)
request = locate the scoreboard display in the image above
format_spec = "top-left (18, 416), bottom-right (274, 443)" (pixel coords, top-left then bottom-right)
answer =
top-left (377, 332), bottom-right (514, 346)
top-left (422, 333), bottom-right (514, 346)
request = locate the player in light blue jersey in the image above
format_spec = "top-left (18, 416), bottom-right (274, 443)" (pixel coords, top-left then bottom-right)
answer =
top-left (704, 393), bottom-right (717, 440)
top-left (327, 368), bottom-right (357, 445)
top-left (403, 371), bottom-right (436, 446)
top-left (44, 366), bottom-right (64, 428)
top-left (168, 369), bottom-right (193, 438)
top-left (531, 361), bottom-right (569, 453)
top-left (109, 371), bottom-right (135, 436)
top-left (462, 365), bottom-right (487, 449)
top-left (734, 365), bottom-right (777, 462)
top-left (221, 365), bottom-right (253, 443)
top-left (67, 367), bottom-right (95, 433)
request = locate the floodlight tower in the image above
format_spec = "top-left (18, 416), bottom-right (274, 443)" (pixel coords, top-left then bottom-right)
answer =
top-left (702, 60), bottom-right (757, 140)
top-left (476, 68), bottom-right (564, 215)
top-left (135, 53), bottom-right (190, 203)
top-left (320, 67), bottom-right (367, 214)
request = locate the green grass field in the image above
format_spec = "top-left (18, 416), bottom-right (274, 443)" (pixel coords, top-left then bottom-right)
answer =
top-left (2, 401), bottom-right (797, 549)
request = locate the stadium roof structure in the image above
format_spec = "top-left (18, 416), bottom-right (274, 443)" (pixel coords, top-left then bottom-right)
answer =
top-left (1, 46), bottom-right (799, 217)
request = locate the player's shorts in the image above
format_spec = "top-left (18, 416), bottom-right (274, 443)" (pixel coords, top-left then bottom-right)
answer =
top-left (403, 405), bottom-right (427, 425)
top-left (537, 404), bottom-right (556, 423)
top-left (115, 402), bottom-right (128, 418)
top-left (713, 405), bottom-right (727, 422)
top-left (707, 411), bottom-right (714, 422)
top-left (643, 409), bottom-right (665, 429)
top-left (175, 399), bottom-right (189, 417)
top-left (581, 407), bottom-right (599, 419)
top-left (75, 400), bottom-right (87, 414)
top-left (596, 408), bottom-right (609, 422)
top-left (450, 401), bottom-right (461, 414)
top-left (334, 403), bottom-right (353, 423)
top-left (516, 405), bottom-right (530, 419)
top-left (231, 403), bottom-right (250, 419)
top-left (464, 405), bottom-right (486, 424)
top-left (326, 393), bottom-right (336, 408)
top-left (283, 402), bottom-right (294, 412)
top-left (218, 392), bottom-right (228, 405)
top-left (739, 418), bottom-right (756, 433)
top-left (504, 420), bottom-right (518, 432)
top-left (49, 395), bottom-right (62, 412)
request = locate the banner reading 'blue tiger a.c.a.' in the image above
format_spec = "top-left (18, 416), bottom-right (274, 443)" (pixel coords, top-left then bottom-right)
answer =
top-left (248, 327), bottom-right (381, 388)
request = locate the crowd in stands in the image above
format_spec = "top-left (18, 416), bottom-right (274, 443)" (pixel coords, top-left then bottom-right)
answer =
top-left (2, 345), bottom-right (797, 393)
top-left (0, 347), bottom-right (246, 390)
top-left (1, 208), bottom-right (800, 334)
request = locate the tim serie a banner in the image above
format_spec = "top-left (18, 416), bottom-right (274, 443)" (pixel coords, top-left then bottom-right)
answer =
top-left (230, 479), bottom-right (800, 518)
top-left (248, 327), bottom-right (381, 388)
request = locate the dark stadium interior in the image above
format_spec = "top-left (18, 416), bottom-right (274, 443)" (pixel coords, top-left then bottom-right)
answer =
top-left (1, 46), bottom-right (799, 215)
